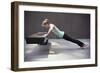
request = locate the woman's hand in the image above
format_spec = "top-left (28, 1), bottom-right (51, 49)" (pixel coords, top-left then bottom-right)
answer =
top-left (42, 34), bottom-right (48, 37)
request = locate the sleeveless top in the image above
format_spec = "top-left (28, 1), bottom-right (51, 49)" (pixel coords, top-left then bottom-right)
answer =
top-left (50, 24), bottom-right (64, 38)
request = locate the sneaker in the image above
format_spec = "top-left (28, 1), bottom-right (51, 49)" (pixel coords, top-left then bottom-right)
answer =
top-left (81, 44), bottom-right (89, 49)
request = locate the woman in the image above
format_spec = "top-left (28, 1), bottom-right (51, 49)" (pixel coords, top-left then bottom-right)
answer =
top-left (41, 19), bottom-right (88, 48)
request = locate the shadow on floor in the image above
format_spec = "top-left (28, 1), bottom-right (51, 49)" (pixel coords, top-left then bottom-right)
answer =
top-left (24, 43), bottom-right (51, 61)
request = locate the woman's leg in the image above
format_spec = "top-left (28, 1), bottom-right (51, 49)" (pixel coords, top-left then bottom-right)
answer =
top-left (63, 33), bottom-right (84, 47)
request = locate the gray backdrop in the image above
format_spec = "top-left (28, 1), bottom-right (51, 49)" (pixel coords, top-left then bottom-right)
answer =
top-left (24, 11), bottom-right (90, 39)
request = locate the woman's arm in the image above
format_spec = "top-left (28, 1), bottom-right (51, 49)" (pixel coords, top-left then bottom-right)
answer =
top-left (43, 24), bottom-right (54, 37)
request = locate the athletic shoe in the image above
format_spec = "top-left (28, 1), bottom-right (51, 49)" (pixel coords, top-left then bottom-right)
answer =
top-left (81, 44), bottom-right (89, 49)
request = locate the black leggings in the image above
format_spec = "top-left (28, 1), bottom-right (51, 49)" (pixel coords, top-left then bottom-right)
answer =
top-left (63, 33), bottom-right (84, 47)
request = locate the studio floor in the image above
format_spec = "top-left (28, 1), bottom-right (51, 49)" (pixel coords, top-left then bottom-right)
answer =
top-left (24, 39), bottom-right (90, 62)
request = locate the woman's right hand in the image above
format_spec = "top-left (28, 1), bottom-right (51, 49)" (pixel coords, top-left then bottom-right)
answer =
top-left (42, 34), bottom-right (48, 37)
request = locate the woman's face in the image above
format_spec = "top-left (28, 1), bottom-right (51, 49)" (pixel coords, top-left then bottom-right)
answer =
top-left (41, 23), bottom-right (49, 28)
top-left (41, 19), bottom-right (50, 28)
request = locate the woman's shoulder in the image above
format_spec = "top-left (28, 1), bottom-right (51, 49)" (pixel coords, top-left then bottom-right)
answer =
top-left (50, 23), bottom-right (55, 27)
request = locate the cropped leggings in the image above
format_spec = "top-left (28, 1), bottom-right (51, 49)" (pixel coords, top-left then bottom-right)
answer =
top-left (63, 33), bottom-right (84, 47)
